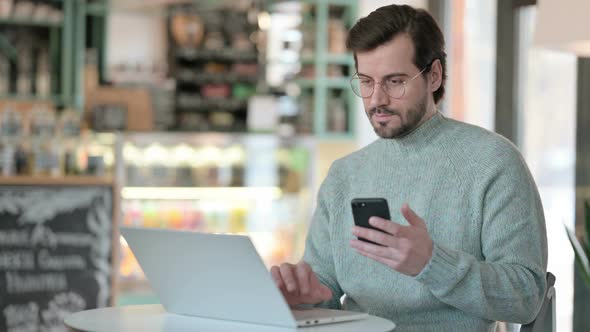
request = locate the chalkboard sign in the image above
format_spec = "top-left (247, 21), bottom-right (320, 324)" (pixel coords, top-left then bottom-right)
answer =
top-left (0, 184), bottom-right (114, 332)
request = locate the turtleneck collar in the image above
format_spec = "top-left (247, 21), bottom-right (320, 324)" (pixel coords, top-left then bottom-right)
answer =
top-left (379, 110), bottom-right (447, 154)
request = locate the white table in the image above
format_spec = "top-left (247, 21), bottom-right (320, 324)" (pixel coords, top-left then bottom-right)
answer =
top-left (65, 304), bottom-right (396, 332)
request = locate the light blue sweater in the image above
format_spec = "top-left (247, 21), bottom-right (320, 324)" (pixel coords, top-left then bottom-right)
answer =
top-left (303, 112), bottom-right (548, 331)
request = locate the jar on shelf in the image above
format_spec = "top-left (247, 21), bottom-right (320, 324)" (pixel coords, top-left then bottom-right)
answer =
top-left (0, 105), bottom-right (26, 175)
top-left (59, 109), bottom-right (82, 175)
top-left (328, 18), bottom-right (347, 54)
top-left (328, 94), bottom-right (347, 133)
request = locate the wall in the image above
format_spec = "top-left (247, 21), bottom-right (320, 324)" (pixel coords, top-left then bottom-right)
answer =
top-left (106, 11), bottom-right (167, 71)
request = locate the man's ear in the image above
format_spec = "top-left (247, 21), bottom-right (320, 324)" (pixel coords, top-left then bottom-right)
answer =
top-left (428, 59), bottom-right (443, 93)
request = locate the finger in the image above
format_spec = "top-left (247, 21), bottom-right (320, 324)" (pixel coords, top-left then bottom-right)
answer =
top-left (367, 216), bottom-right (406, 238)
top-left (355, 248), bottom-right (398, 269)
top-left (401, 203), bottom-right (426, 228)
top-left (350, 238), bottom-right (398, 258)
top-left (270, 266), bottom-right (284, 289)
top-left (309, 272), bottom-right (333, 301)
top-left (279, 263), bottom-right (298, 294)
top-left (352, 225), bottom-right (397, 247)
top-left (295, 262), bottom-right (311, 295)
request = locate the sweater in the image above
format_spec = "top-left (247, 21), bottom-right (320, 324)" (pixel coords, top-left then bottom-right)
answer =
top-left (302, 111), bottom-right (548, 331)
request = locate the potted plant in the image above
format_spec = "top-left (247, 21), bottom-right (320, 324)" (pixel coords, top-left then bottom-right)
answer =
top-left (566, 201), bottom-right (590, 286)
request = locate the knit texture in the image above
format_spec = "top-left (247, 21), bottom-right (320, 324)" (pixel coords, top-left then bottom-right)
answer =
top-left (303, 112), bottom-right (548, 332)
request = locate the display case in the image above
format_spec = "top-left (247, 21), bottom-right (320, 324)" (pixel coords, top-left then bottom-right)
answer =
top-left (168, 2), bottom-right (262, 131)
top-left (115, 132), bottom-right (316, 304)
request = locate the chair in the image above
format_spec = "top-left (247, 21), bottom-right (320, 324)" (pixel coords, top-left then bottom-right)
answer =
top-left (520, 272), bottom-right (556, 332)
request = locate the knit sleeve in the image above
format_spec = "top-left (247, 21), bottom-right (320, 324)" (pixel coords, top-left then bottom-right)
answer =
top-left (302, 162), bottom-right (345, 309)
top-left (414, 146), bottom-right (548, 324)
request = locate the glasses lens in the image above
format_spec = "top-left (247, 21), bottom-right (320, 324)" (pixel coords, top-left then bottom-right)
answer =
top-left (384, 82), bottom-right (405, 99)
top-left (350, 77), bottom-right (373, 98)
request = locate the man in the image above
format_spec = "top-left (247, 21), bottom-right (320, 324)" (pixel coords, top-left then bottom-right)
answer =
top-left (270, 4), bottom-right (548, 331)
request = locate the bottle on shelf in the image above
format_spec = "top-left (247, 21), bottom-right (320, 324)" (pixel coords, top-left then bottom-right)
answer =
top-left (36, 48), bottom-right (51, 98)
top-left (328, 93), bottom-right (347, 133)
top-left (16, 40), bottom-right (33, 96)
top-left (0, 53), bottom-right (9, 95)
top-left (0, 104), bottom-right (22, 176)
top-left (29, 106), bottom-right (61, 177)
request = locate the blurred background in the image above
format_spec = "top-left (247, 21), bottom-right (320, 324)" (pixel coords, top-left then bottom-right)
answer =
top-left (0, 0), bottom-right (588, 331)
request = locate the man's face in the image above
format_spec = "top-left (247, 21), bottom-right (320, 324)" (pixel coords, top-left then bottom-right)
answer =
top-left (356, 34), bottom-right (432, 139)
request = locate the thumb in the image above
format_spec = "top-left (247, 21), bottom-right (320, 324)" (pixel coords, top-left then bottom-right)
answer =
top-left (401, 203), bottom-right (426, 228)
top-left (317, 283), bottom-right (333, 301)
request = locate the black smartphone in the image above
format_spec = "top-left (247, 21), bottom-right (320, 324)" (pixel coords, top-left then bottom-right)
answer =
top-left (351, 198), bottom-right (391, 245)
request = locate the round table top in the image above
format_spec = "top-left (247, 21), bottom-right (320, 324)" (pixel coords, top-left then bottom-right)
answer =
top-left (65, 304), bottom-right (396, 332)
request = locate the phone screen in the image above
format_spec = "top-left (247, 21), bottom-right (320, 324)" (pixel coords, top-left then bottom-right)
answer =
top-left (351, 198), bottom-right (391, 245)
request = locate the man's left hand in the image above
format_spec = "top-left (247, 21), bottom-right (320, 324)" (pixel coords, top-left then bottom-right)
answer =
top-left (350, 203), bottom-right (434, 276)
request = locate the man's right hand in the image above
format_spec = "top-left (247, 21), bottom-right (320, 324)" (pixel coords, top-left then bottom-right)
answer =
top-left (270, 261), bottom-right (333, 306)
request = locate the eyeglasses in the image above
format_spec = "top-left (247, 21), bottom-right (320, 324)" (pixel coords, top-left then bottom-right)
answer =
top-left (350, 66), bottom-right (429, 99)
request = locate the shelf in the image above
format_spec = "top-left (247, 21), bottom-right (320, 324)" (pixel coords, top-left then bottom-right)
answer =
top-left (0, 94), bottom-right (60, 103)
top-left (295, 78), bottom-right (315, 88)
top-left (294, 77), bottom-right (349, 89)
top-left (301, 0), bottom-right (358, 5)
top-left (294, 0), bottom-right (358, 138)
top-left (0, 17), bottom-right (62, 27)
top-left (326, 53), bottom-right (354, 65)
top-left (0, 176), bottom-right (114, 186)
top-left (176, 48), bottom-right (258, 62)
top-left (318, 132), bottom-right (356, 141)
top-left (176, 94), bottom-right (248, 112)
top-left (326, 77), bottom-right (350, 89)
top-left (86, 2), bottom-right (108, 16)
top-left (120, 132), bottom-right (315, 146)
top-left (121, 186), bottom-right (282, 200)
top-left (302, 54), bottom-right (353, 65)
top-left (176, 71), bottom-right (258, 84)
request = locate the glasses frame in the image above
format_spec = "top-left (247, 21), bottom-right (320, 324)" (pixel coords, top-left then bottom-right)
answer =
top-left (350, 65), bottom-right (430, 99)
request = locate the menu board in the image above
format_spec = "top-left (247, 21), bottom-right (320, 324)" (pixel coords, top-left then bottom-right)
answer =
top-left (0, 185), bottom-right (114, 332)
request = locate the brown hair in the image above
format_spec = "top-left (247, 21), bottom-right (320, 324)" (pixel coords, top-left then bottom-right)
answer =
top-left (346, 5), bottom-right (447, 104)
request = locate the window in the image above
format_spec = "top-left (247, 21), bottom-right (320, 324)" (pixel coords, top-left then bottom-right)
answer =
top-left (443, 0), bottom-right (497, 130)
top-left (517, 6), bottom-right (577, 331)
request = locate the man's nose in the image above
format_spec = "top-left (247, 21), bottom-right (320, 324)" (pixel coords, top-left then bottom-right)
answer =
top-left (368, 83), bottom-right (390, 109)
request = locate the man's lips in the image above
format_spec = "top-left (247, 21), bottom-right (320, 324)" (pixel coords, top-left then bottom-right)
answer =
top-left (373, 113), bottom-right (396, 121)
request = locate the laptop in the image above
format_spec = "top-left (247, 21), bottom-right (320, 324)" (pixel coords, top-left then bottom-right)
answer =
top-left (120, 226), bottom-right (369, 328)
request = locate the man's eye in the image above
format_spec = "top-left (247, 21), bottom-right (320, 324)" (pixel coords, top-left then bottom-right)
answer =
top-left (387, 79), bottom-right (403, 85)
top-left (360, 79), bottom-right (373, 85)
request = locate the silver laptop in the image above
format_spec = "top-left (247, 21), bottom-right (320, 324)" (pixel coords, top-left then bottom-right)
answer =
top-left (120, 226), bottom-right (369, 328)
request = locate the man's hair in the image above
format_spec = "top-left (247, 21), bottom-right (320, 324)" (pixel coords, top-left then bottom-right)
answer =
top-left (346, 5), bottom-right (447, 104)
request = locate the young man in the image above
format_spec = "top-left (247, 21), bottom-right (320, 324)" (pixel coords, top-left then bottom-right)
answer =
top-left (270, 4), bottom-right (548, 331)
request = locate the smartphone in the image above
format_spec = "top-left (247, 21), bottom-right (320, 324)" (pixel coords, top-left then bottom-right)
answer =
top-left (351, 198), bottom-right (391, 245)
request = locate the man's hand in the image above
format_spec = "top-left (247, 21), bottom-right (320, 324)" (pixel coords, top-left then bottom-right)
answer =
top-left (350, 203), bottom-right (433, 276)
top-left (270, 261), bottom-right (333, 306)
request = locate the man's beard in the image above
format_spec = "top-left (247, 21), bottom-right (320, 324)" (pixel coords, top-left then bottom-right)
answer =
top-left (368, 95), bottom-right (428, 139)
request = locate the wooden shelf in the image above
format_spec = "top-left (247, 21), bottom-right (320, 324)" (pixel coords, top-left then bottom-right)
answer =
top-left (0, 176), bottom-right (114, 186)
